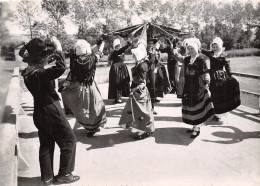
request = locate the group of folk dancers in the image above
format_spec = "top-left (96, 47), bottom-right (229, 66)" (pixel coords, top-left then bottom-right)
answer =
top-left (19, 33), bottom-right (240, 185)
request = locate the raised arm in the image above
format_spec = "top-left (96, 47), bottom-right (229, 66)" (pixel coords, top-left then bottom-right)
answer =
top-left (172, 50), bottom-right (185, 63)
top-left (91, 34), bottom-right (107, 61)
top-left (159, 46), bottom-right (170, 54)
top-left (41, 37), bottom-right (66, 81)
top-left (114, 42), bottom-right (131, 56)
top-left (200, 48), bottom-right (213, 58)
top-left (41, 51), bottom-right (66, 81)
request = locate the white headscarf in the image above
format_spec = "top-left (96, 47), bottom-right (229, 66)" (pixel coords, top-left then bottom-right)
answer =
top-left (183, 38), bottom-right (201, 54)
top-left (210, 37), bottom-right (224, 56)
top-left (187, 42), bottom-right (199, 54)
top-left (113, 39), bottom-right (121, 49)
top-left (74, 39), bottom-right (91, 56)
top-left (187, 40), bottom-right (201, 64)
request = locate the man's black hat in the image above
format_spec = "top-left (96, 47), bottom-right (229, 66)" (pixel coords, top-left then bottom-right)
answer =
top-left (22, 38), bottom-right (56, 62)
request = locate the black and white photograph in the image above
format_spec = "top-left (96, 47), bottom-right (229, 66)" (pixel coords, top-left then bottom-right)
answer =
top-left (0, 0), bottom-right (260, 185)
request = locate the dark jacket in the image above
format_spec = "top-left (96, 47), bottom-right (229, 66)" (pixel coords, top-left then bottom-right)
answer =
top-left (109, 43), bottom-right (130, 64)
top-left (159, 46), bottom-right (178, 64)
top-left (201, 49), bottom-right (232, 75)
top-left (69, 53), bottom-right (98, 86)
top-left (21, 51), bottom-right (66, 107)
top-left (131, 60), bottom-right (149, 87)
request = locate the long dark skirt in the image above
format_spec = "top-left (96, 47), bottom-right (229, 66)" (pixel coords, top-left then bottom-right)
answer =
top-left (155, 64), bottom-right (171, 97)
top-left (167, 60), bottom-right (180, 93)
top-left (108, 62), bottom-right (130, 100)
top-left (61, 81), bottom-right (106, 132)
top-left (210, 71), bottom-right (241, 114)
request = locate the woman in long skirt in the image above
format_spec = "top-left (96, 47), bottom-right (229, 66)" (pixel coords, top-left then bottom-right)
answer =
top-left (61, 38), bottom-right (106, 137)
top-left (201, 37), bottom-right (240, 123)
top-left (108, 39), bottom-right (131, 103)
top-left (159, 38), bottom-right (180, 94)
top-left (174, 38), bottom-right (215, 138)
top-left (119, 42), bottom-right (154, 140)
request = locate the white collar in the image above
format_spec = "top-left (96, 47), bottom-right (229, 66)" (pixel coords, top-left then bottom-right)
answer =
top-left (213, 51), bottom-right (222, 57)
top-left (190, 54), bottom-right (199, 64)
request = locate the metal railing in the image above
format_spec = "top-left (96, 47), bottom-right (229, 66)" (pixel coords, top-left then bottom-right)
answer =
top-left (232, 72), bottom-right (260, 113)
top-left (232, 72), bottom-right (260, 99)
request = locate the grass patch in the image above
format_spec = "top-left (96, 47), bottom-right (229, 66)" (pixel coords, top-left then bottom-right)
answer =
top-left (225, 48), bottom-right (260, 58)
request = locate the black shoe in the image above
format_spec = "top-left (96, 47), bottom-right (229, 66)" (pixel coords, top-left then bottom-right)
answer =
top-left (86, 128), bottom-right (100, 137)
top-left (53, 174), bottom-right (80, 185)
top-left (190, 130), bottom-right (200, 138)
top-left (115, 99), bottom-right (122, 104)
top-left (186, 128), bottom-right (194, 133)
top-left (65, 110), bottom-right (73, 116)
top-left (153, 110), bottom-right (158, 115)
top-left (133, 132), bottom-right (153, 140)
top-left (213, 115), bottom-right (220, 121)
top-left (42, 178), bottom-right (53, 185)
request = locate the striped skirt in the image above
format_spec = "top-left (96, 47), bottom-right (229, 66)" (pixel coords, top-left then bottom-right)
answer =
top-left (182, 89), bottom-right (215, 125)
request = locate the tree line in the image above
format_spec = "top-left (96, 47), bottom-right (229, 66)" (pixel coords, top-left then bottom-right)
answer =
top-left (8, 0), bottom-right (260, 53)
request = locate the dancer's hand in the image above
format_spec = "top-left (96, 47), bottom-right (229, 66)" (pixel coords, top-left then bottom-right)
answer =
top-left (51, 36), bottom-right (62, 51)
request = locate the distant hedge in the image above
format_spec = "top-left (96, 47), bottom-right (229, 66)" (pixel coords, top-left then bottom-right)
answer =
top-left (98, 48), bottom-right (260, 64)
top-left (225, 48), bottom-right (260, 58)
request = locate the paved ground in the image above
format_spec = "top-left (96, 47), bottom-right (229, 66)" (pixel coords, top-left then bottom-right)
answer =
top-left (17, 83), bottom-right (260, 186)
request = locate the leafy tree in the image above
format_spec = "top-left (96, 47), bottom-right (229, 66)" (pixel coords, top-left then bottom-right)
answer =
top-left (13, 0), bottom-right (44, 39)
top-left (139, 0), bottom-right (162, 23)
top-left (251, 2), bottom-right (260, 47)
top-left (0, 2), bottom-right (12, 43)
top-left (244, 1), bottom-right (255, 28)
top-left (70, 0), bottom-right (98, 28)
top-left (42, 0), bottom-right (69, 35)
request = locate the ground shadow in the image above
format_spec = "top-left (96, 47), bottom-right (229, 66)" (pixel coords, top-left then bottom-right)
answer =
top-left (18, 176), bottom-right (42, 186)
top-left (155, 102), bottom-right (182, 107)
top-left (154, 127), bottom-right (195, 146)
top-left (105, 106), bottom-right (124, 118)
top-left (75, 128), bottom-right (135, 150)
top-left (19, 131), bottom-right (38, 139)
top-left (103, 99), bottom-right (126, 105)
top-left (154, 116), bottom-right (182, 122)
top-left (202, 126), bottom-right (260, 144)
top-left (230, 109), bottom-right (260, 124)
top-left (103, 100), bottom-right (117, 105)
